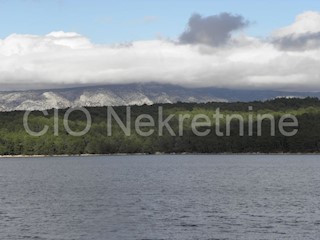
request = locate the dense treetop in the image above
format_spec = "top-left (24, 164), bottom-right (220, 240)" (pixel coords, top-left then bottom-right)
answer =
top-left (0, 97), bottom-right (320, 155)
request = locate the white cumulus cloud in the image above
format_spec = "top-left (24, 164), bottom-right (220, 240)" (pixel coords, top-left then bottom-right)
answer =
top-left (0, 12), bottom-right (320, 91)
top-left (273, 11), bottom-right (320, 37)
top-left (273, 11), bottom-right (320, 51)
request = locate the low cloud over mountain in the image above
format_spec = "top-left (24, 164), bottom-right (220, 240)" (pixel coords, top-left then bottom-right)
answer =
top-left (1, 12), bottom-right (320, 91)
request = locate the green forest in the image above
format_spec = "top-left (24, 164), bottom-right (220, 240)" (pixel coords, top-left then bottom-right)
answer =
top-left (1, 97), bottom-right (320, 155)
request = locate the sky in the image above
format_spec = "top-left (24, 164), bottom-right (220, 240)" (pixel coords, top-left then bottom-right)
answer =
top-left (1, 0), bottom-right (320, 91)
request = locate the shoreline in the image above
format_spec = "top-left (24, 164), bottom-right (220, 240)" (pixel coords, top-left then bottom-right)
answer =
top-left (1, 152), bottom-right (320, 158)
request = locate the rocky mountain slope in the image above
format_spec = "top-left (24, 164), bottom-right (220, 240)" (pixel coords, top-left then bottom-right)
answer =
top-left (0, 83), bottom-right (319, 111)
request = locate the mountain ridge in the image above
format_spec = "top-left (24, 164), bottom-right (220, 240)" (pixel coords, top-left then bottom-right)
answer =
top-left (1, 83), bottom-right (320, 112)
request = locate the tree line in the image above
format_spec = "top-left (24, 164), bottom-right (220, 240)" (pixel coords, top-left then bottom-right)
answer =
top-left (0, 97), bottom-right (320, 155)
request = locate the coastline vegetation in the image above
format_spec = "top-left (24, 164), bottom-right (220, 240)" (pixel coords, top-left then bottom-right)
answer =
top-left (1, 97), bottom-right (320, 155)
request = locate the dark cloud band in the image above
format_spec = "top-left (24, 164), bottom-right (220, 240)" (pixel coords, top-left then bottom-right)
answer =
top-left (274, 32), bottom-right (320, 51)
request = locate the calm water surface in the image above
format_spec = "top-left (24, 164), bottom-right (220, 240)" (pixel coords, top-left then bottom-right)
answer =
top-left (0, 155), bottom-right (320, 240)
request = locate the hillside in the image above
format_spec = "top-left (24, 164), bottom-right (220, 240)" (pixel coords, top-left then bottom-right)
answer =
top-left (1, 83), bottom-right (320, 111)
top-left (0, 98), bottom-right (320, 155)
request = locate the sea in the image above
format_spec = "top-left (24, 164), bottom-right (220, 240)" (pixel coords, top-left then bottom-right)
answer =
top-left (0, 155), bottom-right (319, 240)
